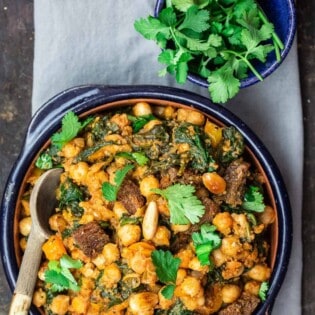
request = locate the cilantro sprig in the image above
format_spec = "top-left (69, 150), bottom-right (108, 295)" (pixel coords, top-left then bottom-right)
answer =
top-left (51, 111), bottom-right (93, 149)
top-left (44, 254), bottom-right (83, 292)
top-left (102, 164), bottom-right (134, 201)
top-left (134, 0), bottom-right (284, 103)
top-left (192, 224), bottom-right (222, 266)
top-left (258, 281), bottom-right (269, 301)
top-left (127, 114), bottom-right (156, 133)
top-left (242, 185), bottom-right (265, 212)
top-left (152, 184), bottom-right (205, 225)
top-left (116, 152), bottom-right (149, 166)
top-left (151, 249), bottom-right (181, 299)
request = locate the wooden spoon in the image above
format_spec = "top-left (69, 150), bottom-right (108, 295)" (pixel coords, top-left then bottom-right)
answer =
top-left (9, 168), bottom-right (63, 315)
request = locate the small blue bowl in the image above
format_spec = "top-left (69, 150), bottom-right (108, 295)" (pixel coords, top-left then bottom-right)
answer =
top-left (0, 85), bottom-right (292, 314)
top-left (154, 0), bottom-right (296, 89)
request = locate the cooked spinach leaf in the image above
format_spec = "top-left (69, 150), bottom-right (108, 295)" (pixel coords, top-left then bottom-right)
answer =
top-left (59, 178), bottom-right (86, 217)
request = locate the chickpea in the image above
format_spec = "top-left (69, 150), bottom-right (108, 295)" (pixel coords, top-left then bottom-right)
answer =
top-left (118, 224), bottom-right (141, 247)
top-left (133, 102), bottom-right (152, 116)
top-left (100, 263), bottom-right (122, 288)
top-left (180, 294), bottom-right (205, 311)
top-left (129, 292), bottom-right (159, 314)
top-left (177, 276), bottom-right (202, 297)
top-left (231, 213), bottom-right (250, 239)
top-left (176, 248), bottom-right (195, 268)
top-left (221, 235), bottom-right (243, 257)
top-left (80, 262), bottom-right (97, 278)
top-left (247, 264), bottom-right (271, 282)
top-left (113, 201), bottom-right (129, 219)
top-left (259, 205), bottom-right (276, 225)
top-left (68, 161), bottom-right (89, 185)
top-left (189, 256), bottom-right (209, 273)
top-left (49, 295), bottom-right (70, 315)
top-left (221, 284), bottom-right (241, 304)
top-left (60, 138), bottom-right (85, 158)
top-left (159, 286), bottom-right (175, 309)
top-left (92, 253), bottom-right (107, 270)
top-left (171, 224), bottom-right (191, 234)
top-left (244, 280), bottom-right (261, 296)
top-left (222, 261), bottom-right (244, 280)
top-left (49, 213), bottom-right (68, 232)
top-left (202, 172), bottom-right (226, 194)
top-left (141, 260), bottom-right (158, 286)
top-left (102, 243), bottom-right (120, 265)
top-left (21, 199), bottom-right (30, 216)
top-left (177, 108), bottom-right (205, 126)
top-left (156, 197), bottom-right (170, 217)
top-left (19, 237), bottom-right (27, 252)
top-left (129, 252), bottom-right (148, 274)
top-left (153, 105), bottom-right (175, 119)
top-left (211, 248), bottom-right (227, 267)
top-left (152, 226), bottom-right (171, 247)
top-left (213, 212), bottom-right (233, 235)
top-left (33, 288), bottom-right (46, 308)
top-left (176, 268), bottom-right (187, 285)
top-left (140, 175), bottom-right (160, 198)
top-left (19, 216), bottom-right (32, 237)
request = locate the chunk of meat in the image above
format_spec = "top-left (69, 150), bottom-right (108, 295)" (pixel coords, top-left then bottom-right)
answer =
top-left (73, 221), bottom-right (110, 258)
top-left (170, 232), bottom-right (191, 253)
top-left (117, 179), bottom-right (145, 214)
top-left (218, 292), bottom-right (260, 315)
top-left (160, 167), bottom-right (178, 189)
top-left (216, 159), bottom-right (250, 207)
top-left (190, 196), bottom-right (219, 233)
top-left (160, 167), bottom-right (203, 189)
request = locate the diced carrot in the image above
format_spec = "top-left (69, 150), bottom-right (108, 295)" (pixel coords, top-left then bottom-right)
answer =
top-left (42, 235), bottom-right (67, 260)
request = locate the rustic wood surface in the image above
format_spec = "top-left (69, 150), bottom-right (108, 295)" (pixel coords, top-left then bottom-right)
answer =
top-left (0, 0), bottom-right (314, 314)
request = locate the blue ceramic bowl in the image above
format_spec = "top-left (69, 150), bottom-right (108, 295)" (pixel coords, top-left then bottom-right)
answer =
top-left (0, 85), bottom-right (292, 314)
top-left (154, 0), bottom-right (296, 89)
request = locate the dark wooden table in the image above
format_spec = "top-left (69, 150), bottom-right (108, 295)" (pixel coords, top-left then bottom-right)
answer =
top-left (0, 0), bottom-right (314, 314)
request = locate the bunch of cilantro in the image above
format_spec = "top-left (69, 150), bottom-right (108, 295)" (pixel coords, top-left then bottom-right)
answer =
top-left (134, 0), bottom-right (284, 103)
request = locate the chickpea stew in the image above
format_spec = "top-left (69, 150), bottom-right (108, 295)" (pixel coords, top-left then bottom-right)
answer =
top-left (19, 102), bottom-right (276, 315)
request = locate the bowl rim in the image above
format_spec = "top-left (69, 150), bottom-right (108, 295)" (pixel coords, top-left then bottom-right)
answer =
top-left (0, 85), bottom-right (292, 315)
top-left (154, 0), bottom-right (297, 89)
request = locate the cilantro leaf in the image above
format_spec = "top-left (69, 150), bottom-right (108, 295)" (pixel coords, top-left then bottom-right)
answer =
top-left (192, 224), bottom-right (222, 265)
top-left (258, 281), bottom-right (269, 301)
top-left (159, 7), bottom-right (177, 27)
top-left (35, 153), bottom-right (53, 170)
top-left (151, 249), bottom-right (181, 299)
top-left (242, 185), bottom-right (265, 212)
top-left (44, 254), bottom-right (82, 292)
top-left (178, 6), bottom-right (210, 33)
top-left (172, 0), bottom-right (210, 12)
top-left (51, 111), bottom-right (93, 149)
top-left (152, 184), bottom-right (205, 224)
top-left (134, 16), bottom-right (170, 41)
top-left (127, 114), bottom-right (156, 132)
top-left (208, 66), bottom-right (240, 104)
top-left (161, 284), bottom-right (176, 299)
top-left (102, 164), bottom-right (134, 201)
top-left (116, 152), bottom-right (149, 166)
top-left (60, 254), bottom-right (83, 269)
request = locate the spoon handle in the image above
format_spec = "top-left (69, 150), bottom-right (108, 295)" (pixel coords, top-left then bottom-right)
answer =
top-left (9, 228), bottom-right (45, 315)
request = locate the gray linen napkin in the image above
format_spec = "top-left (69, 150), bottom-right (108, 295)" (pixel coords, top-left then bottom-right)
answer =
top-left (32, 1), bottom-right (302, 314)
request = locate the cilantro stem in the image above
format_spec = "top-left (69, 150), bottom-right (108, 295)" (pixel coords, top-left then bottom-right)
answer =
top-left (273, 38), bottom-right (281, 62)
top-left (222, 50), bottom-right (263, 81)
top-left (258, 8), bottom-right (284, 54)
